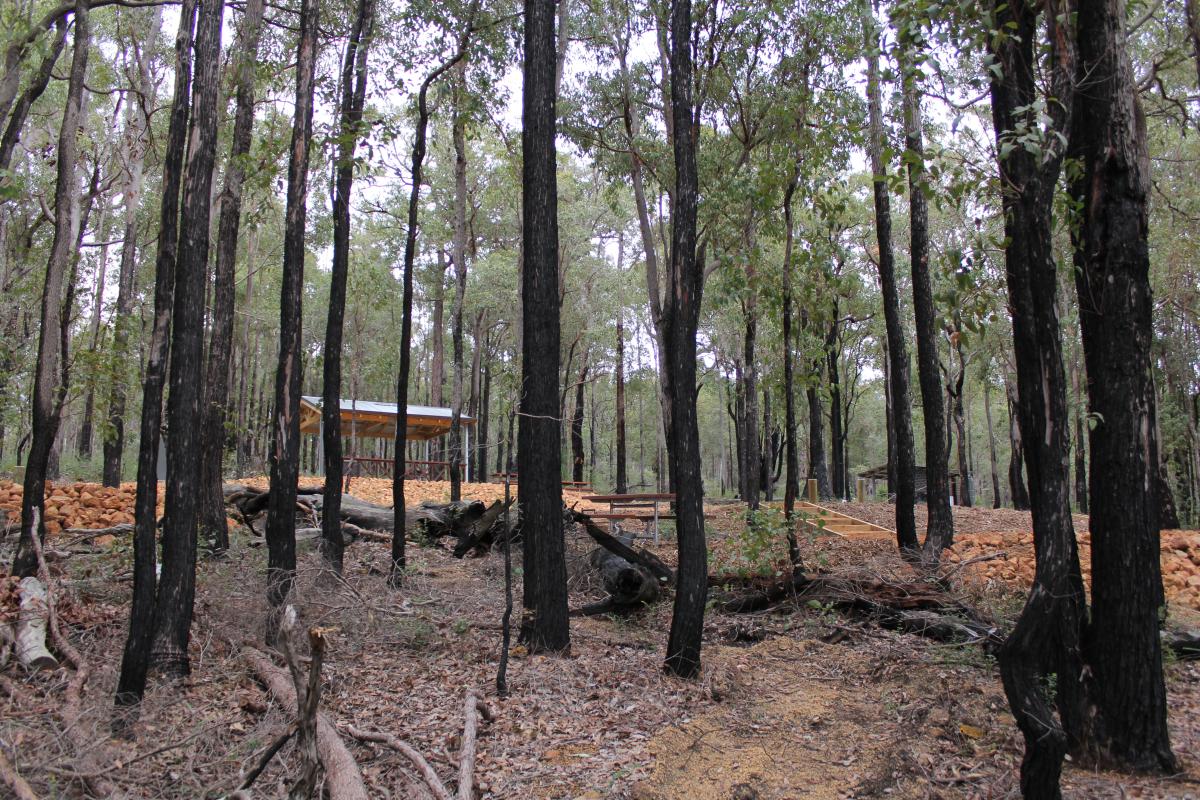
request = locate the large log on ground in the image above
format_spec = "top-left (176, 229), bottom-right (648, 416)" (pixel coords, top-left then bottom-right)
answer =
top-left (572, 510), bottom-right (674, 586)
top-left (16, 577), bottom-right (57, 671)
top-left (573, 533), bottom-right (660, 616)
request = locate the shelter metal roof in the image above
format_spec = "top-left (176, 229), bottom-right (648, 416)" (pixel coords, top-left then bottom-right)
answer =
top-left (298, 396), bottom-right (474, 441)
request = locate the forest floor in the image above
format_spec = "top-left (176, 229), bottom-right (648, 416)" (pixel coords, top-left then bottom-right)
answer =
top-left (0, 478), bottom-right (1198, 799)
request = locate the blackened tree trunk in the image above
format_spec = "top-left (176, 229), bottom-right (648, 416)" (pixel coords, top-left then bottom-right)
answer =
top-left (392, 9), bottom-right (476, 584)
top-left (321, 0), bottom-right (375, 574)
top-left (662, 0), bottom-right (706, 679)
top-left (864, 2), bottom-right (917, 554)
top-left (449, 70), bottom-right (469, 502)
top-left (1074, 410), bottom-right (1088, 514)
top-left (760, 384), bottom-right (774, 501)
top-left (431, 248), bottom-right (447, 407)
top-left (742, 290), bottom-right (760, 510)
top-left (200, 0), bottom-right (266, 556)
top-left (77, 195), bottom-right (110, 461)
top-left (615, 317), bottom-right (628, 493)
top-left (948, 335), bottom-right (973, 506)
top-left (1070, 0), bottom-right (1177, 772)
top-left (571, 356), bottom-right (588, 483)
top-left (13, 0), bottom-right (89, 579)
top-left (803, 350), bottom-right (832, 499)
top-left (826, 324), bottom-right (844, 500)
top-left (987, 1), bottom-right (1091, 791)
top-left (984, 375), bottom-right (1002, 509)
top-left (519, 0), bottom-right (570, 654)
top-left (151, 0), bottom-right (223, 677)
top-left (781, 174), bottom-right (801, 564)
top-left (265, 0), bottom-right (316, 643)
top-left (1005, 375), bottom-right (1030, 509)
top-left (114, 0), bottom-right (196, 711)
top-left (477, 342), bottom-right (491, 480)
top-left (897, 28), bottom-right (952, 562)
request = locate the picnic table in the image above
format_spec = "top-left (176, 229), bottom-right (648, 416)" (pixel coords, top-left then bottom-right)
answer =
top-left (582, 492), bottom-right (676, 545)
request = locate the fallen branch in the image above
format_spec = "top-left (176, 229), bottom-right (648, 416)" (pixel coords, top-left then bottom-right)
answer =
top-left (237, 725), bottom-right (296, 791)
top-left (243, 646), bottom-right (367, 800)
top-left (457, 689), bottom-right (481, 800)
top-left (345, 726), bottom-right (452, 800)
top-left (0, 748), bottom-right (39, 800)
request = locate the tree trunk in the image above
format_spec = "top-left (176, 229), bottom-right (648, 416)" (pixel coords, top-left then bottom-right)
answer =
top-left (1074, 410), bottom-right (1088, 514)
top-left (102, 10), bottom-right (157, 487)
top-left (804, 357), bottom-right (831, 500)
top-left (864, 2), bottom-right (917, 554)
top-left (200, 0), bottom-right (266, 556)
top-left (477, 346), bottom-right (490, 481)
top-left (826, 324), bottom-right (844, 500)
top-left (266, 0), bottom-right (316, 644)
top-left (987, 3), bottom-right (1091, 791)
top-left (430, 248), bottom-right (447, 407)
top-left (114, 0), bottom-right (196, 711)
top-left (781, 174), bottom-right (801, 564)
top-left (14, 0), bottom-right (89, 579)
top-left (320, 0), bottom-right (374, 574)
top-left (152, 0), bottom-right (223, 677)
top-left (742, 287), bottom-right (760, 509)
top-left (449, 69), bottom-right (470, 502)
top-left (662, 0), bottom-right (706, 678)
top-left (519, 0), bottom-right (570, 654)
top-left (0, 20), bottom-right (67, 175)
top-left (571, 355), bottom-right (588, 483)
top-left (615, 317), bottom-right (628, 494)
top-left (950, 342), bottom-right (972, 506)
top-left (897, 30), bottom-right (953, 562)
top-left (1005, 376), bottom-right (1030, 509)
top-left (761, 384), bottom-right (774, 501)
top-left (984, 375), bottom-right (1002, 509)
top-left (1069, 0), bottom-right (1177, 771)
top-left (77, 194), bottom-right (109, 461)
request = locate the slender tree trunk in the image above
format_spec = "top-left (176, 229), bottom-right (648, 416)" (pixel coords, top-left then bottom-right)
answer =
top-left (663, 0), bottom-right (706, 678)
top-left (826, 325), bottom-right (844, 500)
top-left (742, 288), bottom-right (760, 509)
top-left (477, 348), bottom-right (491, 480)
top-left (14, 0), bottom-right (89, 578)
top-left (103, 12), bottom-right (157, 487)
top-left (1005, 376), bottom-right (1031, 509)
top-left (393, 9), bottom-right (477, 582)
top-left (571, 355), bottom-right (588, 483)
top-left (0, 21), bottom-right (67, 175)
top-left (781, 175), bottom-right (801, 564)
top-left (761, 385), bottom-right (773, 501)
top-left (951, 345), bottom-right (972, 506)
top-left (77, 195), bottom-right (109, 461)
top-left (449, 70), bottom-right (470, 502)
top-left (200, 0), bottom-right (266, 555)
top-left (1070, 0), bottom-right (1177, 771)
top-left (1074, 410), bottom-right (1088, 514)
top-left (519, 0), bottom-right (570, 653)
top-left (984, 376), bottom-right (1002, 509)
top-left (864, 1), bottom-right (916, 553)
top-left (430, 248), bottom-right (447, 407)
top-left (114, 0), bottom-right (196, 711)
top-left (320, 0), bottom-right (374, 573)
top-left (151, 0), bottom-right (223, 676)
top-left (897, 28), bottom-right (953, 561)
top-left (615, 317), bottom-right (628, 493)
top-left (265, 0), bottom-right (316, 643)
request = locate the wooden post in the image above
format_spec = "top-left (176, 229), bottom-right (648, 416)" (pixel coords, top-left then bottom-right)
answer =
top-left (807, 478), bottom-right (818, 503)
top-left (856, 477), bottom-right (865, 503)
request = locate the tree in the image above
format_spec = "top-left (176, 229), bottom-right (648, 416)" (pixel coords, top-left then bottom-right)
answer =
top-left (322, 0), bottom-right (377, 573)
top-left (449, 67), bottom-right (470, 502)
top-left (518, 0), bottom-right (570, 653)
top-left (265, 0), bottom-right (318, 643)
top-left (12, 0), bottom-right (89, 579)
top-left (199, 0), bottom-right (267, 555)
top-left (151, 0), bottom-right (224, 676)
top-left (101, 9), bottom-right (159, 489)
top-left (662, 0), bottom-right (706, 678)
top-left (1069, 0), bottom-right (1177, 773)
top-left (863, 0), bottom-right (916, 554)
top-left (114, 0), bottom-right (197, 711)
top-left (895, 6), bottom-right (952, 562)
top-left (391, 4), bottom-right (478, 585)
top-left (985, 0), bottom-right (1089, 792)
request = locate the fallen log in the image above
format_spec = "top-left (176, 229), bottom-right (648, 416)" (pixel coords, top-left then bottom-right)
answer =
top-left (1166, 629), bottom-right (1200, 661)
top-left (451, 499), bottom-right (513, 557)
top-left (243, 647), bottom-right (367, 800)
top-left (572, 510), bottom-right (674, 586)
top-left (16, 577), bottom-right (57, 671)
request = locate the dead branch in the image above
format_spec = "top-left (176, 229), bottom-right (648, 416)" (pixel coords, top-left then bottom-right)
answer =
top-left (237, 724), bottom-right (297, 791)
top-left (0, 748), bottom-right (39, 800)
top-left (243, 646), bottom-right (368, 800)
top-left (345, 726), bottom-right (452, 800)
top-left (457, 688), bottom-right (483, 800)
top-left (280, 607), bottom-right (323, 798)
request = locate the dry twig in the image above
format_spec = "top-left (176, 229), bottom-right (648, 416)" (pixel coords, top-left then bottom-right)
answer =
top-left (345, 725), bottom-right (453, 800)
